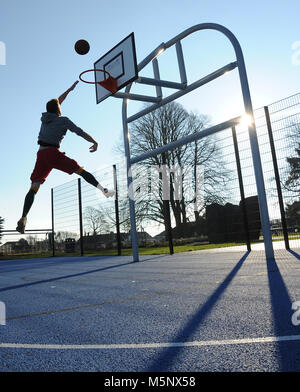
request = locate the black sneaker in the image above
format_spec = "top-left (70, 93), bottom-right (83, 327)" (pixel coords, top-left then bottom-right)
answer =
top-left (16, 217), bottom-right (27, 234)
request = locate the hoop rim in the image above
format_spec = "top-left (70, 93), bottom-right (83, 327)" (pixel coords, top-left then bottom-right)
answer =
top-left (79, 69), bottom-right (114, 84)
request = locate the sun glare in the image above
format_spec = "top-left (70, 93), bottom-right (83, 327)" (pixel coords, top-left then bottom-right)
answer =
top-left (239, 113), bottom-right (254, 128)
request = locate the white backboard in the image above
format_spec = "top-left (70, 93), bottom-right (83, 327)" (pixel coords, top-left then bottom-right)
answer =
top-left (94, 33), bottom-right (138, 104)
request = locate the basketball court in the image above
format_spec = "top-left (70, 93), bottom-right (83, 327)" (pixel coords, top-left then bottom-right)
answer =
top-left (1, 23), bottom-right (300, 373)
top-left (0, 247), bottom-right (300, 372)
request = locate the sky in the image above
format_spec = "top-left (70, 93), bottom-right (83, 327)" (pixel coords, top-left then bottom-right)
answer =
top-left (0, 0), bottom-right (299, 241)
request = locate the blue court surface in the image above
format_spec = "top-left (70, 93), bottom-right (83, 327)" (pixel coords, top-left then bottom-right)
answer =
top-left (1, 248), bottom-right (300, 372)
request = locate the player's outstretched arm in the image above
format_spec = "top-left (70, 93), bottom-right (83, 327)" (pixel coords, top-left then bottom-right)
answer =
top-left (81, 131), bottom-right (98, 152)
top-left (67, 119), bottom-right (98, 152)
top-left (58, 81), bottom-right (79, 104)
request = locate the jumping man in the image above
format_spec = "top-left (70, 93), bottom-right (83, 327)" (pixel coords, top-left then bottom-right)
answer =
top-left (16, 81), bottom-right (114, 234)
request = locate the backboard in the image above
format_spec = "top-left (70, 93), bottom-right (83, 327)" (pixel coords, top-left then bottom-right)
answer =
top-left (94, 33), bottom-right (138, 104)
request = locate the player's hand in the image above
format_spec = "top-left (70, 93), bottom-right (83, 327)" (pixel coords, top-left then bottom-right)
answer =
top-left (89, 142), bottom-right (98, 153)
top-left (69, 81), bottom-right (79, 91)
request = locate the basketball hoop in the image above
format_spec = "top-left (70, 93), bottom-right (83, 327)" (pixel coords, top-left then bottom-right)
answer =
top-left (79, 69), bottom-right (118, 94)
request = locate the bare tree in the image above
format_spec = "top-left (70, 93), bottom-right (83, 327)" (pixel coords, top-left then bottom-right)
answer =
top-left (26, 235), bottom-right (38, 247)
top-left (281, 122), bottom-right (300, 195)
top-left (284, 127), bottom-right (300, 193)
top-left (186, 113), bottom-right (232, 220)
top-left (84, 206), bottom-right (108, 235)
top-left (126, 102), bottom-right (233, 228)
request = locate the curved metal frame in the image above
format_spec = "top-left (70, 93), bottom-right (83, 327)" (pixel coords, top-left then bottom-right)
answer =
top-left (121, 23), bottom-right (274, 261)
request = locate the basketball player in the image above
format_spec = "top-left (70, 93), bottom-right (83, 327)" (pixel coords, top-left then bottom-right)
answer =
top-left (16, 81), bottom-right (114, 234)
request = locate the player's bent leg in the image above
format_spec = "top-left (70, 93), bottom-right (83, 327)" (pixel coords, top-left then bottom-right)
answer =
top-left (77, 168), bottom-right (115, 198)
top-left (76, 168), bottom-right (98, 187)
top-left (16, 183), bottom-right (41, 234)
top-left (55, 153), bottom-right (114, 198)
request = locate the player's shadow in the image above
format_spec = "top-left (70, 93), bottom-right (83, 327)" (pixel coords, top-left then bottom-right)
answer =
top-left (0, 260), bottom-right (134, 292)
top-left (287, 249), bottom-right (300, 260)
top-left (0, 254), bottom-right (167, 274)
top-left (146, 251), bottom-right (250, 372)
top-left (0, 254), bottom-right (170, 292)
top-left (0, 255), bottom-right (129, 274)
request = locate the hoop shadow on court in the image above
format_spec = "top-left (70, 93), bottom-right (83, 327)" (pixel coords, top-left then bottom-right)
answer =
top-left (146, 251), bottom-right (250, 371)
top-left (146, 250), bottom-right (296, 372)
top-left (266, 252), bottom-right (297, 371)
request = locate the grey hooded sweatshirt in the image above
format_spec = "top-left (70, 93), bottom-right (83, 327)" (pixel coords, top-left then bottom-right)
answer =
top-left (38, 112), bottom-right (85, 148)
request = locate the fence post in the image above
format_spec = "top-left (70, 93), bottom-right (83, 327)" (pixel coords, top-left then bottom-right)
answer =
top-left (162, 152), bottom-right (174, 255)
top-left (51, 188), bottom-right (55, 257)
top-left (77, 178), bottom-right (84, 256)
top-left (232, 127), bottom-right (251, 252)
top-left (113, 164), bottom-right (122, 256)
top-left (264, 106), bottom-right (290, 250)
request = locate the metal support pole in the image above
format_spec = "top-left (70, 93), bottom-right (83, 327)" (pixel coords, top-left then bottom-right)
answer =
top-left (231, 36), bottom-right (274, 260)
top-left (176, 41), bottom-right (187, 85)
top-left (77, 178), bottom-right (84, 256)
top-left (232, 127), bottom-right (251, 252)
top-left (152, 58), bottom-right (162, 98)
top-left (113, 164), bottom-right (122, 256)
top-left (51, 188), bottom-right (55, 257)
top-left (114, 92), bottom-right (161, 103)
top-left (264, 106), bottom-right (290, 250)
top-left (136, 76), bottom-right (185, 90)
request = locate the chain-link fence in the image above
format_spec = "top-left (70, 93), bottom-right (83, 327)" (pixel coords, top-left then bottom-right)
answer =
top-left (51, 179), bottom-right (80, 255)
top-left (255, 93), bottom-right (300, 249)
top-left (50, 128), bottom-right (260, 256)
top-left (51, 164), bottom-right (127, 256)
top-left (129, 125), bottom-right (259, 252)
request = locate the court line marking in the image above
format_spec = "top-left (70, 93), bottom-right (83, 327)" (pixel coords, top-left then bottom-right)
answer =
top-left (6, 270), bottom-right (277, 322)
top-left (1, 335), bottom-right (300, 350)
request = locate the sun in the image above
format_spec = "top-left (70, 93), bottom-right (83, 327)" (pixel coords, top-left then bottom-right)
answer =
top-left (239, 113), bottom-right (254, 128)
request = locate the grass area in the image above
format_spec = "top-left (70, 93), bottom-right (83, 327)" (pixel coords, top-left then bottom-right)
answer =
top-left (0, 241), bottom-right (255, 260)
top-left (272, 234), bottom-right (300, 241)
top-left (85, 242), bottom-right (249, 256)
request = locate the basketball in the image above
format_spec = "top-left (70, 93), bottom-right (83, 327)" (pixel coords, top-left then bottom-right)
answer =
top-left (74, 39), bottom-right (90, 55)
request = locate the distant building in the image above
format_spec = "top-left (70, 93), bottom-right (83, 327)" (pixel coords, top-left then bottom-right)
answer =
top-left (153, 232), bottom-right (167, 242)
top-left (0, 241), bottom-right (19, 253)
top-left (81, 231), bottom-right (153, 250)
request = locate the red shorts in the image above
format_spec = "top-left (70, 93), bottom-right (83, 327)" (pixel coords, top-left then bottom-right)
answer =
top-left (30, 148), bottom-right (81, 184)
